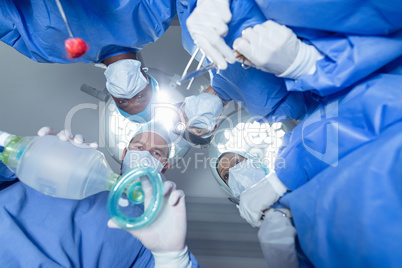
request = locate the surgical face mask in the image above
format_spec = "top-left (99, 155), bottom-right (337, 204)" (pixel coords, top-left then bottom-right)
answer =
top-left (228, 159), bottom-right (268, 197)
top-left (122, 150), bottom-right (164, 175)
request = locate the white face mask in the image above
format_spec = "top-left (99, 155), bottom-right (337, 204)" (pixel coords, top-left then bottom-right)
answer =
top-left (228, 159), bottom-right (267, 197)
top-left (121, 150), bottom-right (164, 174)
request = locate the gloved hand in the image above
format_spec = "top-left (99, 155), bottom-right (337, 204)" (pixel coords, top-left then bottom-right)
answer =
top-left (233, 20), bottom-right (323, 79)
top-left (37, 126), bottom-right (98, 149)
top-left (238, 172), bottom-right (288, 227)
top-left (258, 209), bottom-right (299, 268)
top-left (108, 181), bottom-right (191, 267)
top-left (186, 0), bottom-right (236, 69)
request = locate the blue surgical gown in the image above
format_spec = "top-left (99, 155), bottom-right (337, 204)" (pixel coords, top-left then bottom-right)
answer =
top-left (0, 0), bottom-right (176, 63)
top-left (254, 0), bottom-right (402, 35)
top-left (252, 0), bottom-right (402, 96)
top-left (274, 72), bottom-right (402, 267)
top-left (279, 120), bottom-right (402, 267)
top-left (0, 182), bottom-right (199, 267)
top-left (276, 73), bottom-right (402, 190)
top-left (285, 31), bottom-right (402, 96)
top-left (247, 1), bottom-right (402, 265)
top-left (0, 146), bottom-right (16, 183)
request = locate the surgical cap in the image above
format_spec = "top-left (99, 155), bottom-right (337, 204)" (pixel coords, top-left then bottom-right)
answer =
top-left (104, 59), bottom-right (148, 99)
top-left (184, 93), bottom-right (223, 132)
top-left (132, 120), bottom-right (173, 156)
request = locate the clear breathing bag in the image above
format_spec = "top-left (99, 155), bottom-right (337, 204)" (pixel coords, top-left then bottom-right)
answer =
top-left (0, 133), bottom-right (163, 230)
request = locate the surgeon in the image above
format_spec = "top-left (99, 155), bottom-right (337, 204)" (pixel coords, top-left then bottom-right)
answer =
top-left (120, 122), bottom-right (172, 175)
top-left (0, 125), bottom-right (199, 267)
top-left (179, 86), bottom-right (227, 146)
top-left (0, 0), bottom-right (176, 122)
top-left (103, 56), bottom-right (157, 122)
top-left (215, 152), bottom-right (287, 224)
top-left (214, 152), bottom-right (299, 268)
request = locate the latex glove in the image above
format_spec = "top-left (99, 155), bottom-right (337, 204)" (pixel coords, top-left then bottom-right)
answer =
top-left (108, 181), bottom-right (191, 268)
top-left (258, 209), bottom-right (299, 268)
top-left (238, 172), bottom-right (288, 227)
top-left (233, 20), bottom-right (323, 79)
top-left (186, 0), bottom-right (236, 69)
top-left (37, 126), bottom-right (98, 149)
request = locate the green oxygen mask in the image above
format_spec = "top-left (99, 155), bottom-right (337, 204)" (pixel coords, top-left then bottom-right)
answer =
top-left (0, 133), bottom-right (163, 230)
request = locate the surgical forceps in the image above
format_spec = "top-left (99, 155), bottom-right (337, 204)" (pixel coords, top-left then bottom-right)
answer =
top-left (178, 44), bottom-right (251, 89)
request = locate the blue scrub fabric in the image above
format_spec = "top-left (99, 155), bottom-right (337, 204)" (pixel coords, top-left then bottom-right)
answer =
top-left (279, 121), bottom-right (402, 268)
top-left (177, 0), bottom-right (319, 122)
top-left (276, 73), bottom-right (402, 190)
top-left (273, 73), bottom-right (402, 268)
top-left (0, 0), bottom-right (176, 63)
top-left (0, 182), bottom-right (199, 267)
top-left (0, 146), bottom-right (16, 182)
top-left (285, 31), bottom-right (402, 97)
top-left (254, 0), bottom-right (402, 35)
top-left (251, 0), bottom-right (402, 96)
top-left (210, 64), bottom-right (319, 122)
top-left (179, 0), bottom-right (402, 116)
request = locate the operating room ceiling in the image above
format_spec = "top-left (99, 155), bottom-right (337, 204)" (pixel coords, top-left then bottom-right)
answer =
top-left (0, 24), bottom-right (267, 267)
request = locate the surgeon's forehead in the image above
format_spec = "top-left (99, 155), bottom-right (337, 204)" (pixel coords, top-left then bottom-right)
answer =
top-left (217, 153), bottom-right (237, 170)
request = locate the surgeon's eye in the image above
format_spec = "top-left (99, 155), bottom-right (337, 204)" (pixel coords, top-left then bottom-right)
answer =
top-left (137, 93), bottom-right (145, 99)
top-left (230, 157), bottom-right (240, 168)
top-left (153, 151), bottom-right (161, 157)
top-left (118, 99), bottom-right (128, 104)
top-left (224, 173), bottom-right (229, 183)
top-left (191, 128), bottom-right (205, 136)
top-left (135, 145), bottom-right (144, 150)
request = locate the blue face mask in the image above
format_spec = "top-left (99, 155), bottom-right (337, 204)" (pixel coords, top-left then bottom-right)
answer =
top-left (117, 74), bottom-right (158, 123)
